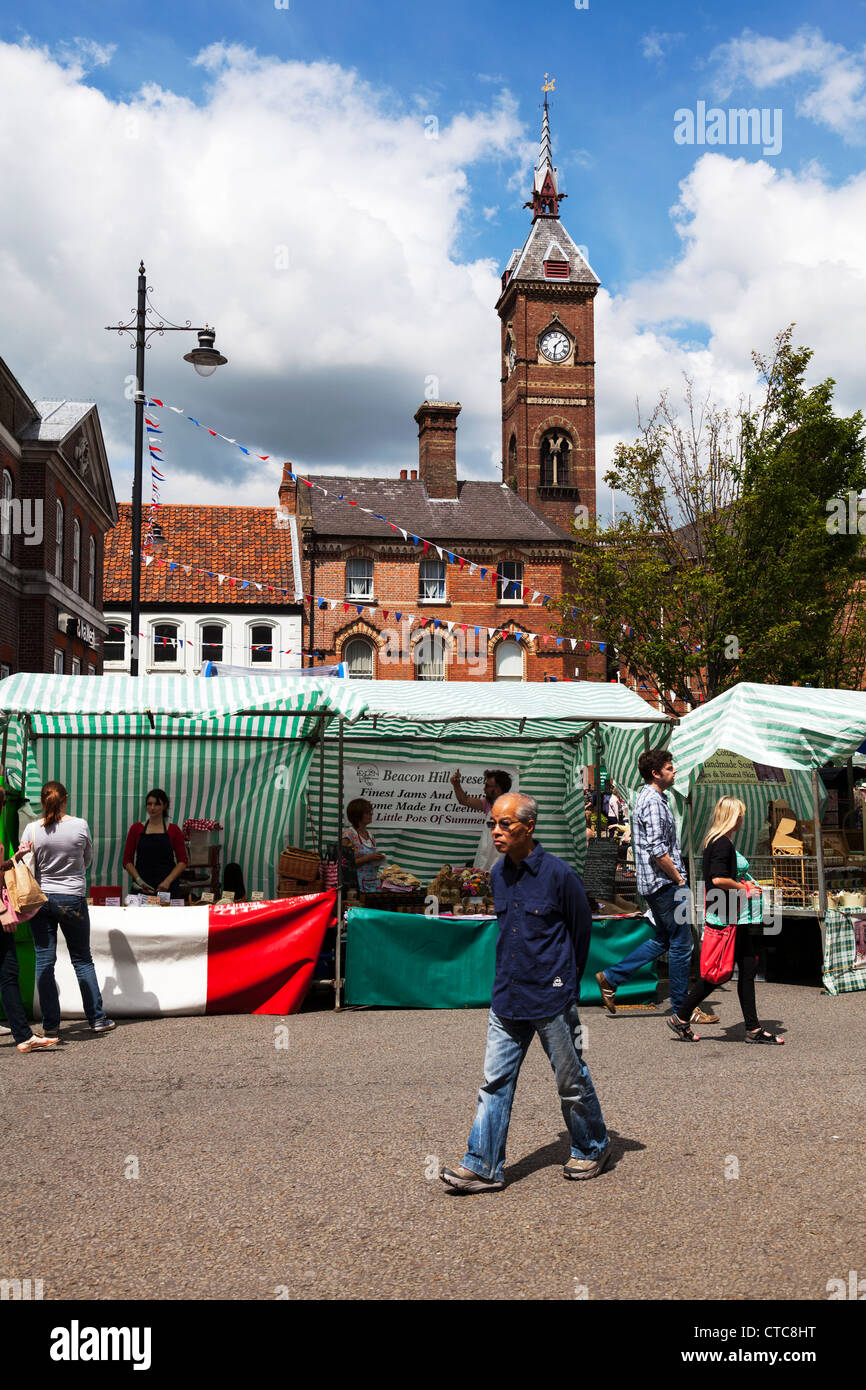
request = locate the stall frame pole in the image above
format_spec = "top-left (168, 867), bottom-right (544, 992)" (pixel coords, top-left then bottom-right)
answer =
top-left (317, 721), bottom-right (326, 855)
top-left (684, 789), bottom-right (700, 959)
top-left (593, 723), bottom-right (603, 838)
top-left (812, 767), bottom-right (828, 963)
top-left (334, 717), bottom-right (345, 1011)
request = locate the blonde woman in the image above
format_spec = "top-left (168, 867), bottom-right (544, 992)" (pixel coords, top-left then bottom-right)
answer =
top-left (669, 796), bottom-right (784, 1044)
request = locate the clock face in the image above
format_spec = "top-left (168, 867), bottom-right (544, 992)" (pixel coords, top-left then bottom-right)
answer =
top-left (506, 341), bottom-right (516, 373)
top-left (540, 328), bottom-right (570, 363)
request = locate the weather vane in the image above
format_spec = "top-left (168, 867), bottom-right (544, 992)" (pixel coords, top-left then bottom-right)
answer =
top-left (543, 73), bottom-right (556, 94)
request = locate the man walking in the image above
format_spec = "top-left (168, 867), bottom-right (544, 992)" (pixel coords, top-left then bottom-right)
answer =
top-left (440, 792), bottom-right (609, 1192)
top-left (595, 749), bottom-right (706, 1036)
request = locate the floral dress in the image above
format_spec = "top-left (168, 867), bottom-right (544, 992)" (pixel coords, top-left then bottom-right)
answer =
top-left (345, 826), bottom-right (381, 893)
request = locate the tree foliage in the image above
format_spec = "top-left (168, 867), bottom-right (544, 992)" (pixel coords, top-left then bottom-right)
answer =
top-left (560, 328), bottom-right (866, 711)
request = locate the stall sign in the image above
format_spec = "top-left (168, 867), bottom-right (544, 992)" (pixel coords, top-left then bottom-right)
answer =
top-left (696, 749), bottom-right (789, 786)
top-left (344, 760), bottom-right (519, 831)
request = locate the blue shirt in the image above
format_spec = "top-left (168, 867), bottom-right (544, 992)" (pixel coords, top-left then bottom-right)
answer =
top-left (489, 842), bottom-right (592, 1021)
top-left (632, 784), bottom-right (686, 896)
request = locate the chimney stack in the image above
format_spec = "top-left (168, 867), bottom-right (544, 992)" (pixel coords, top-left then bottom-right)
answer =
top-left (278, 463), bottom-right (297, 514)
top-left (410, 469), bottom-right (417, 480)
top-left (399, 469), bottom-right (408, 480)
top-left (414, 401), bottom-right (460, 498)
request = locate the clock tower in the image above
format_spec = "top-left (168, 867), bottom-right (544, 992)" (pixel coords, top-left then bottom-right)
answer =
top-left (496, 88), bottom-right (599, 533)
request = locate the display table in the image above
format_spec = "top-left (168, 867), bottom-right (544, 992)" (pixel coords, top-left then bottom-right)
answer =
top-left (822, 907), bottom-right (866, 995)
top-left (3, 895), bottom-right (335, 1021)
top-left (344, 908), bottom-right (657, 1009)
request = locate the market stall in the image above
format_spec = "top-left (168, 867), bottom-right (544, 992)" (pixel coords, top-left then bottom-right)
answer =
top-left (602, 683), bottom-right (866, 995)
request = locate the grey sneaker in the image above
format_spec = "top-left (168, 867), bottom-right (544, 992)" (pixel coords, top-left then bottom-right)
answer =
top-left (91, 1018), bottom-right (116, 1034)
top-left (439, 1164), bottom-right (505, 1193)
top-left (563, 1144), bottom-right (611, 1180)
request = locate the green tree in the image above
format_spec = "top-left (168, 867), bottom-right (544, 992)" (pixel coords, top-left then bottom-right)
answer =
top-left (560, 328), bottom-right (866, 711)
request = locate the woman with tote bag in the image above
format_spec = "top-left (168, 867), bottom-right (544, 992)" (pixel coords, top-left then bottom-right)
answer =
top-left (669, 796), bottom-right (785, 1045)
top-left (20, 781), bottom-right (115, 1038)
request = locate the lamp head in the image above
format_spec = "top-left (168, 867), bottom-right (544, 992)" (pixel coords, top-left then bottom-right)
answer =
top-left (183, 326), bottom-right (227, 377)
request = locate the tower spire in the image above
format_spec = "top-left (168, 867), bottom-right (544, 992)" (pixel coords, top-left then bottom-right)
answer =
top-left (525, 75), bottom-right (566, 220)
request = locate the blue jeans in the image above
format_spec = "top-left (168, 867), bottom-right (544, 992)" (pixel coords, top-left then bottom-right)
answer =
top-left (603, 882), bottom-right (693, 1015)
top-left (462, 1003), bottom-right (608, 1183)
top-left (29, 895), bottom-right (108, 1031)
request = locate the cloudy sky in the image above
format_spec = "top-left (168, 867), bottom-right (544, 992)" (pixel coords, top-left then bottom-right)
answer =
top-left (1, 0), bottom-right (864, 520)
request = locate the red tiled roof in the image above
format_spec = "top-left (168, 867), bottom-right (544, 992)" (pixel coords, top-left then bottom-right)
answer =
top-left (104, 505), bottom-right (298, 605)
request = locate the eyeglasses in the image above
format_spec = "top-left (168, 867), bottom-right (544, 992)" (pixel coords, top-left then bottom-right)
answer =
top-left (486, 819), bottom-right (519, 831)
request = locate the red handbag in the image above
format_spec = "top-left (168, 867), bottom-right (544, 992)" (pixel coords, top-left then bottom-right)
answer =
top-left (699, 922), bottom-right (736, 984)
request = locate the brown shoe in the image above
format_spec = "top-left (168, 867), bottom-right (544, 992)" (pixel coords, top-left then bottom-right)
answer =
top-left (691, 1007), bottom-right (719, 1024)
top-left (16, 1035), bottom-right (58, 1053)
top-left (563, 1144), bottom-right (611, 1180)
top-left (596, 971), bottom-right (617, 1015)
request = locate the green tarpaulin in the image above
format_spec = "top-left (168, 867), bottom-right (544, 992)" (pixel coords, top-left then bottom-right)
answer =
top-left (344, 908), bottom-right (657, 1008)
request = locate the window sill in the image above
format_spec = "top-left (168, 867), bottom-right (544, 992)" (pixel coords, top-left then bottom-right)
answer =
top-left (344, 596), bottom-right (376, 606)
top-left (496, 599), bottom-right (525, 607)
top-left (417, 598), bottom-right (450, 606)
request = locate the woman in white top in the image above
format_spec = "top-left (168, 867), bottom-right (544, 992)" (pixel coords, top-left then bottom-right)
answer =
top-left (20, 781), bottom-right (115, 1038)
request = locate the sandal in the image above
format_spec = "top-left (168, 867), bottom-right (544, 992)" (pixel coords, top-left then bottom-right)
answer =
top-left (666, 1016), bottom-right (700, 1042)
top-left (745, 1028), bottom-right (785, 1045)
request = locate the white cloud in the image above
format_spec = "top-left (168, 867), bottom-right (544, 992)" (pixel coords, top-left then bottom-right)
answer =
top-left (0, 40), bottom-right (524, 504)
top-left (710, 25), bottom-right (866, 142)
top-left (641, 30), bottom-right (685, 64)
top-left (594, 152), bottom-right (866, 512)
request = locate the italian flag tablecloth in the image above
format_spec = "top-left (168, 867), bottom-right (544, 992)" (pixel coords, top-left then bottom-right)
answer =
top-left (4, 894), bottom-right (335, 1019)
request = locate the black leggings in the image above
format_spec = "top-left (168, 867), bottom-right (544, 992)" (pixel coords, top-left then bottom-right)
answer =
top-left (681, 923), bottom-right (760, 1031)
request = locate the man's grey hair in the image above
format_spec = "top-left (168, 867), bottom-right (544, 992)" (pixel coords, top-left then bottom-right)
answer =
top-left (513, 794), bottom-right (538, 827)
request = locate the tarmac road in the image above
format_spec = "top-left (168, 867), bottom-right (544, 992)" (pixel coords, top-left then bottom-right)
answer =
top-left (0, 981), bottom-right (863, 1301)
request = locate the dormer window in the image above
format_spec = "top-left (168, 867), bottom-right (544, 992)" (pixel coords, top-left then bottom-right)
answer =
top-left (543, 259), bottom-right (569, 278)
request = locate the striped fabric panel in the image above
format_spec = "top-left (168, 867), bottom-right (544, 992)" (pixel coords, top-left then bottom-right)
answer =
top-left (308, 734), bottom-right (588, 883)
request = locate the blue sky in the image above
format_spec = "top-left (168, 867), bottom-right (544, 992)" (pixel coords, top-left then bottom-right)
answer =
top-left (1, 0), bottom-right (865, 506)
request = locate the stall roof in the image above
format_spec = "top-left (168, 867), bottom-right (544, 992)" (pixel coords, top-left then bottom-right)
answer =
top-left (0, 673), bottom-right (671, 742)
top-left (331, 678), bottom-right (672, 742)
top-left (670, 683), bottom-right (866, 787)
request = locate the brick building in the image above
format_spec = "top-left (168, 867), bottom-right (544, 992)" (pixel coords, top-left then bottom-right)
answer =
top-left (280, 96), bottom-right (605, 682)
top-left (103, 504), bottom-right (304, 673)
top-left (0, 354), bottom-right (116, 677)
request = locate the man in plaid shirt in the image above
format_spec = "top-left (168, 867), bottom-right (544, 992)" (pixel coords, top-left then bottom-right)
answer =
top-left (596, 748), bottom-right (697, 1037)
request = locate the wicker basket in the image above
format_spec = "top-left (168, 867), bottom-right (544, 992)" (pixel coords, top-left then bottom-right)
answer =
top-left (278, 847), bottom-right (321, 883)
top-left (278, 873), bottom-right (321, 896)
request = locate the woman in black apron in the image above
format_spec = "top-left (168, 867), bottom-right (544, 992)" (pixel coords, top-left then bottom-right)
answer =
top-left (122, 789), bottom-right (188, 899)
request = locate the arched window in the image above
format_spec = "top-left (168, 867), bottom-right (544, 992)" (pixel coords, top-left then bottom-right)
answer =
top-left (345, 557), bottom-right (374, 601)
top-left (72, 519), bottom-right (81, 592)
top-left (1, 469), bottom-right (12, 561)
top-left (55, 500), bottom-right (64, 579)
top-left (540, 430), bottom-right (571, 486)
top-left (495, 640), bottom-right (524, 682)
top-left (414, 633), bottom-right (446, 681)
top-left (88, 535), bottom-right (96, 605)
top-left (345, 638), bottom-right (375, 680)
top-left (200, 623), bottom-right (225, 665)
top-left (152, 622), bottom-right (179, 664)
top-left (104, 622), bottom-right (127, 665)
top-left (508, 435), bottom-right (517, 478)
top-left (419, 558), bottom-right (446, 601)
top-left (250, 624), bottom-right (276, 664)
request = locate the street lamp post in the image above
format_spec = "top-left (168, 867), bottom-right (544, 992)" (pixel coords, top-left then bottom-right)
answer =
top-left (106, 261), bottom-right (227, 674)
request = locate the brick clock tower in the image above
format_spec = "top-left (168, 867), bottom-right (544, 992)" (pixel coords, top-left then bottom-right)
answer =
top-left (496, 87), bottom-right (599, 534)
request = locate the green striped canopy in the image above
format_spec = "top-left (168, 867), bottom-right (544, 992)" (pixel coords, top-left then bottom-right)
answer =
top-left (0, 673), bottom-right (672, 894)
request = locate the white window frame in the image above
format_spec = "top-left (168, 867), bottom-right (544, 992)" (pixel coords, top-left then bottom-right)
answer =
top-left (1, 469), bottom-right (12, 561)
top-left (497, 560), bottom-right (524, 604)
top-left (345, 557), bottom-right (374, 602)
top-left (495, 639), bottom-right (525, 682)
top-left (199, 620), bottom-right (226, 667)
top-left (72, 519), bottom-right (81, 592)
top-left (53, 648), bottom-right (64, 674)
top-left (418, 558), bottom-right (446, 602)
top-left (88, 535), bottom-right (96, 605)
top-left (71, 656), bottom-right (81, 675)
top-left (151, 620), bottom-right (181, 668)
top-left (103, 621), bottom-right (128, 668)
top-left (55, 501), bottom-right (64, 580)
top-left (344, 637), bottom-right (376, 680)
top-left (414, 633), bottom-right (447, 682)
top-left (248, 622), bottom-right (276, 665)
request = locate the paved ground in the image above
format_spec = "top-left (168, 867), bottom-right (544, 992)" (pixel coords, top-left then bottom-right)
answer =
top-left (1, 981), bottom-right (863, 1301)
